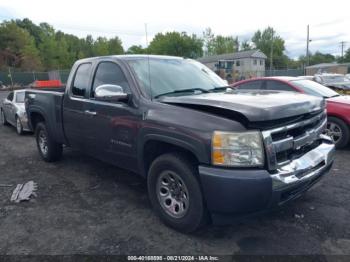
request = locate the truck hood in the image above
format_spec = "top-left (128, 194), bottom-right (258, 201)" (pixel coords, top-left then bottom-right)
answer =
top-left (159, 90), bottom-right (324, 122)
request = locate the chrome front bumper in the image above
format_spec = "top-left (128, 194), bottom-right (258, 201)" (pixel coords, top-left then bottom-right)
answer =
top-left (271, 135), bottom-right (335, 190)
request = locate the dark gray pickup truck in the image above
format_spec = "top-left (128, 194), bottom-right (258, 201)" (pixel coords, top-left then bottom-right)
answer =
top-left (25, 55), bottom-right (335, 232)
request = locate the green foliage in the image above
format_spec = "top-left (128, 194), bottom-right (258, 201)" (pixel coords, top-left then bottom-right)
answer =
top-left (148, 32), bottom-right (203, 58)
top-left (126, 45), bottom-right (146, 54)
top-left (252, 27), bottom-right (285, 69)
top-left (0, 21), bottom-right (42, 70)
top-left (0, 18), bottom-right (124, 71)
top-left (342, 48), bottom-right (350, 63)
top-left (299, 51), bottom-right (336, 66)
top-left (240, 40), bottom-right (252, 51)
top-left (202, 28), bottom-right (239, 55)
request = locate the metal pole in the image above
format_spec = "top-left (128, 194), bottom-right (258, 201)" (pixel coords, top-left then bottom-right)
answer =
top-left (8, 67), bottom-right (13, 88)
top-left (306, 25), bottom-right (310, 67)
top-left (340, 41), bottom-right (346, 62)
top-left (270, 29), bottom-right (274, 74)
top-left (145, 23), bottom-right (149, 48)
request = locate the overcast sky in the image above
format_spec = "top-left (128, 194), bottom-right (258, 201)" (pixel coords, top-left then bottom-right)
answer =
top-left (0, 0), bottom-right (349, 59)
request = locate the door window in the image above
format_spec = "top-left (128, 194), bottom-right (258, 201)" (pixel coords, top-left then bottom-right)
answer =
top-left (236, 80), bottom-right (262, 90)
top-left (265, 80), bottom-right (295, 91)
top-left (72, 63), bottom-right (92, 97)
top-left (92, 62), bottom-right (130, 97)
top-left (7, 92), bottom-right (14, 101)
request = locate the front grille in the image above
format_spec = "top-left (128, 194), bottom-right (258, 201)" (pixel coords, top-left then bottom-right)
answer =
top-left (262, 110), bottom-right (327, 171)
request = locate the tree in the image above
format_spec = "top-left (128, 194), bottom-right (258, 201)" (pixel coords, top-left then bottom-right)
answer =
top-left (211, 35), bottom-right (239, 55)
top-left (126, 45), bottom-right (145, 54)
top-left (240, 40), bottom-right (252, 51)
top-left (202, 27), bottom-right (239, 56)
top-left (299, 51), bottom-right (336, 66)
top-left (148, 32), bottom-right (203, 58)
top-left (252, 27), bottom-right (285, 69)
top-left (0, 21), bottom-right (42, 70)
top-left (342, 48), bottom-right (350, 63)
top-left (107, 36), bottom-right (124, 55)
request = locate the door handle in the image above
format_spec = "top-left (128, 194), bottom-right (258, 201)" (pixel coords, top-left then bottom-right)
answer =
top-left (84, 110), bottom-right (97, 116)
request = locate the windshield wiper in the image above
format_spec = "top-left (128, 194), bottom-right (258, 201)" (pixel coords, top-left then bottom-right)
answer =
top-left (154, 88), bottom-right (210, 98)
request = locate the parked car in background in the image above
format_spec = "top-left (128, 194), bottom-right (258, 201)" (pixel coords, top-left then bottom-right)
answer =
top-left (0, 90), bottom-right (31, 135)
top-left (232, 77), bottom-right (350, 148)
top-left (314, 73), bottom-right (350, 91)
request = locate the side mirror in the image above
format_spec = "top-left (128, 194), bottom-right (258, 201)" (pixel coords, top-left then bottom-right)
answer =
top-left (95, 84), bottom-right (129, 102)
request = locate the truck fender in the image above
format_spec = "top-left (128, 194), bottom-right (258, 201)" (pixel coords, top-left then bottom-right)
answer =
top-left (138, 133), bottom-right (209, 177)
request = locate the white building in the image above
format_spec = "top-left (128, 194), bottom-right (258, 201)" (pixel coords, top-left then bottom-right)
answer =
top-left (197, 50), bottom-right (267, 82)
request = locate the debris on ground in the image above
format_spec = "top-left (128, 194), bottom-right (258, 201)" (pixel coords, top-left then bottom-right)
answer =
top-left (309, 206), bottom-right (315, 210)
top-left (294, 213), bottom-right (304, 219)
top-left (10, 181), bottom-right (38, 203)
top-left (0, 184), bottom-right (13, 187)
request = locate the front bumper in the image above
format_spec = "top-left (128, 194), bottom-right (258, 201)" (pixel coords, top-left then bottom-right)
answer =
top-left (198, 139), bottom-right (335, 224)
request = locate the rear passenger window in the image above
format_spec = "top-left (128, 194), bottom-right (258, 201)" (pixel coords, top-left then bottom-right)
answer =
top-left (265, 81), bottom-right (295, 92)
top-left (92, 62), bottom-right (130, 97)
top-left (237, 81), bottom-right (262, 90)
top-left (72, 63), bottom-right (92, 97)
top-left (7, 92), bottom-right (14, 101)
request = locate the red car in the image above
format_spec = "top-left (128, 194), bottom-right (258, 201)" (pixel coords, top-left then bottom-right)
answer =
top-left (232, 77), bottom-right (350, 148)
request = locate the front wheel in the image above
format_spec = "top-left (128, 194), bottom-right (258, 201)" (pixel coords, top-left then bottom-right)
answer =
top-left (325, 117), bottom-right (350, 149)
top-left (147, 153), bottom-right (207, 233)
top-left (16, 116), bottom-right (24, 135)
top-left (35, 122), bottom-right (62, 162)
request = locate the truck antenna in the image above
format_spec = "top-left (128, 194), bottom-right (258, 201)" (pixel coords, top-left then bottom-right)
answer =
top-left (145, 23), bottom-right (153, 101)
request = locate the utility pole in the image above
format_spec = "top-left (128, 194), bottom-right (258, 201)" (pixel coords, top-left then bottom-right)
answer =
top-left (306, 25), bottom-right (310, 67)
top-left (144, 23), bottom-right (149, 47)
top-left (340, 41), bottom-right (346, 62)
top-left (270, 29), bottom-right (274, 73)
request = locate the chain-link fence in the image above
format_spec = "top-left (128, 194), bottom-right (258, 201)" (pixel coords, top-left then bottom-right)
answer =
top-left (264, 69), bottom-right (305, 77)
top-left (0, 69), bottom-right (71, 87)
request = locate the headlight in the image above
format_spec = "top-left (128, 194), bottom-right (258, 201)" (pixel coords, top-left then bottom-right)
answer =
top-left (212, 131), bottom-right (264, 167)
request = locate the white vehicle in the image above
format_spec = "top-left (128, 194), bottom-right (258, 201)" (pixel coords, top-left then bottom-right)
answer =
top-left (0, 90), bottom-right (31, 135)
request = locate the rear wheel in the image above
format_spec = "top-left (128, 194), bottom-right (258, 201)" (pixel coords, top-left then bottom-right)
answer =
top-left (325, 117), bottom-right (350, 149)
top-left (147, 153), bottom-right (207, 233)
top-left (35, 122), bottom-right (62, 162)
top-left (16, 116), bottom-right (24, 135)
top-left (1, 109), bottom-right (8, 126)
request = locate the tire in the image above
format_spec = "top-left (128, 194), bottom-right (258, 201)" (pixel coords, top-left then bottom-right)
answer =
top-left (16, 116), bottom-right (24, 135)
top-left (326, 117), bottom-right (350, 149)
top-left (147, 153), bottom-right (207, 233)
top-left (1, 109), bottom-right (8, 126)
top-left (35, 122), bottom-right (62, 162)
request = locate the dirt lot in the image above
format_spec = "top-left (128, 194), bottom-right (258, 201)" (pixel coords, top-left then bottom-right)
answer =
top-left (0, 91), bottom-right (349, 256)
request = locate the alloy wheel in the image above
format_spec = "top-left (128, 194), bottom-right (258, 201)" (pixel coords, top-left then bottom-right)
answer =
top-left (16, 118), bottom-right (22, 134)
top-left (326, 122), bottom-right (342, 143)
top-left (156, 170), bottom-right (190, 218)
top-left (38, 130), bottom-right (48, 155)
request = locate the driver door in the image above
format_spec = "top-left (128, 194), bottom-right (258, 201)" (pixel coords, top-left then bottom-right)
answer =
top-left (84, 61), bottom-right (140, 171)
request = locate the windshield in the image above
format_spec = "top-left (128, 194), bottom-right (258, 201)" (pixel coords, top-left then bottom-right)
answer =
top-left (15, 92), bottom-right (25, 103)
top-left (291, 80), bottom-right (339, 98)
top-left (127, 58), bottom-right (227, 98)
top-left (321, 75), bottom-right (350, 83)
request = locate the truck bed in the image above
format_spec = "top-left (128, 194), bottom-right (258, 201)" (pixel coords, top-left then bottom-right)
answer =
top-left (25, 89), bottom-right (67, 144)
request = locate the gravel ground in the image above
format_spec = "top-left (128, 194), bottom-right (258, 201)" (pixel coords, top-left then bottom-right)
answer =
top-left (0, 91), bottom-right (349, 255)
